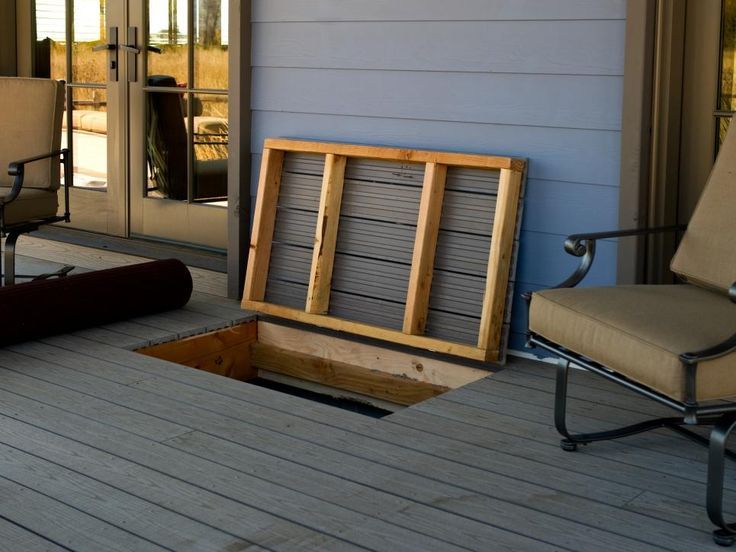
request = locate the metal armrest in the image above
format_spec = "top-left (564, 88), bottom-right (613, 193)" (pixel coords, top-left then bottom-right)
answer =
top-left (5, 148), bottom-right (69, 205)
top-left (556, 224), bottom-right (686, 289)
top-left (680, 282), bottom-right (736, 364)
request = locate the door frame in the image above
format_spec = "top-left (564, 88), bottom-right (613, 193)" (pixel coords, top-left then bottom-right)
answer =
top-left (619, 0), bottom-right (723, 284)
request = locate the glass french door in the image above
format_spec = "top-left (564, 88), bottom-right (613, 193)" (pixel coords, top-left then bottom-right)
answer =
top-left (128, 0), bottom-right (228, 250)
top-left (33, 0), bottom-right (228, 249)
top-left (34, 0), bottom-right (127, 235)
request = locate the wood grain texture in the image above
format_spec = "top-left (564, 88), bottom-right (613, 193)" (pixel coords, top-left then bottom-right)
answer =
top-left (306, 154), bottom-right (347, 314)
top-left (257, 322), bottom-right (489, 390)
top-left (403, 162), bottom-right (447, 335)
top-left (245, 300), bottom-right (491, 361)
top-left (251, 343), bottom-right (447, 405)
top-left (264, 138), bottom-right (525, 171)
top-left (137, 323), bottom-right (258, 381)
top-left (242, 148), bottom-right (285, 303)
top-left (478, 169), bottom-right (523, 352)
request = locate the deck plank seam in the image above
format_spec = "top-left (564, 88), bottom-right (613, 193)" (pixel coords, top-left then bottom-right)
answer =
top-left (0, 355), bottom-right (699, 549)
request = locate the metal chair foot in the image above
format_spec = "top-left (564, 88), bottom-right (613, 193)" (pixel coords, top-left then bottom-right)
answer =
top-left (32, 265), bottom-right (75, 281)
top-left (560, 439), bottom-right (580, 452)
top-left (714, 530), bottom-right (736, 547)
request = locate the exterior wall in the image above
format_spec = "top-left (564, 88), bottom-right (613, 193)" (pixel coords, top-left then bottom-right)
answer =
top-left (250, 0), bottom-right (627, 353)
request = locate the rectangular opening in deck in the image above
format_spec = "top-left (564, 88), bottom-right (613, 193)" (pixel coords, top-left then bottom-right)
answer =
top-left (135, 319), bottom-right (490, 414)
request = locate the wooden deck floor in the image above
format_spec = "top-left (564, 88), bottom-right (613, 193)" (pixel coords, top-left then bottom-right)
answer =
top-left (0, 238), bottom-right (731, 551)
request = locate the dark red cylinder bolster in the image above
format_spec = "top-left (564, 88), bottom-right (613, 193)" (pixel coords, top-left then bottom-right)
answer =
top-left (0, 259), bottom-right (193, 347)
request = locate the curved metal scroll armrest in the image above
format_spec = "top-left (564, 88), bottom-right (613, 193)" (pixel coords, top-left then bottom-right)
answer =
top-left (681, 334), bottom-right (736, 364)
top-left (555, 224), bottom-right (687, 289)
top-left (5, 149), bottom-right (69, 205)
top-left (679, 282), bottom-right (736, 364)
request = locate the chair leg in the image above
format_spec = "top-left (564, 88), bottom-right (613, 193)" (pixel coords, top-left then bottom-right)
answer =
top-left (554, 360), bottom-right (685, 452)
top-left (3, 231), bottom-right (20, 286)
top-left (708, 413), bottom-right (736, 546)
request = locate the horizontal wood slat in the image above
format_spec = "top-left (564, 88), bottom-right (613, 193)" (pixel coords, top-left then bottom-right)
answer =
top-left (265, 138), bottom-right (525, 172)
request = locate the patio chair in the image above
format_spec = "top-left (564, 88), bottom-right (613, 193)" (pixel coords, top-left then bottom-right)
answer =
top-left (0, 77), bottom-right (72, 286)
top-left (147, 75), bottom-right (227, 201)
top-left (526, 118), bottom-right (736, 546)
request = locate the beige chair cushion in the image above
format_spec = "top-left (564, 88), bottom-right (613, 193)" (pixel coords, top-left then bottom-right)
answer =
top-left (0, 187), bottom-right (59, 226)
top-left (0, 78), bottom-right (64, 191)
top-left (671, 116), bottom-right (736, 294)
top-left (529, 285), bottom-right (736, 402)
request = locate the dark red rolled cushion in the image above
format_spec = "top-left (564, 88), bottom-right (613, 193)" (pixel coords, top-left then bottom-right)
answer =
top-left (0, 259), bottom-right (192, 346)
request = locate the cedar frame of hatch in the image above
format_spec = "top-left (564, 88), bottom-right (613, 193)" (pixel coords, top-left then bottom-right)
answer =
top-left (237, 138), bottom-right (526, 400)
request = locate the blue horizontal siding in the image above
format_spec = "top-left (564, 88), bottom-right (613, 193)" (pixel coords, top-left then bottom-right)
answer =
top-left (250, 2), bottom-right (626, 359)
top-left (252, 68), bottom-right (623, 131)
top-left (253, 0), bottom-right (627, 23)
top-left (251, 111), bottom-right (622, 187)
top-left (252, 20), bottom-right (625, 76)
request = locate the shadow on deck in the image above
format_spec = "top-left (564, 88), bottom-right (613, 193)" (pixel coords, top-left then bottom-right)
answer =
top-left (0, 239), bottom-right (728, 551)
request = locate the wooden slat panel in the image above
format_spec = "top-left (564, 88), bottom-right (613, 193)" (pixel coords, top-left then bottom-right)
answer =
top-left (265, 138), bottom-right (525, 171)
top-left (245, 139), bottom-right (525, 361)
top-left (242, 148), bottom-right (285, 303)
top-left (478, 168), bottom-right (523, 352)
top-left (306, 154), bottom-right (347, 314)
top-left (404, 163), bottom-right (447, 335)
top-left (251, 343), bottom-right (447, 405)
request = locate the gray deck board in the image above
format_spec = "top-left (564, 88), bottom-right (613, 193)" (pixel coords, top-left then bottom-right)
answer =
top-left (0, 345), bottom-right (711, 552)
top-left (0, 518), bottom-right (68, 552)
top-left (0, 247), bottom-right (730, 550)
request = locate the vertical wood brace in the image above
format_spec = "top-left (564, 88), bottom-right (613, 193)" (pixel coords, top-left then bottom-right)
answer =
top-left (305, 154), bottom-right (347, 314)
top-left (403, 162), bottom-right (448, 335)
top-left (242, 148), bottom-right (285, 304)
top-left (477, 168), bottom-right (523, 353)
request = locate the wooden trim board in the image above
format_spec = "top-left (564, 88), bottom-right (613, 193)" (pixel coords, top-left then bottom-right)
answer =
top-left (403, 162), bottom-right (447, 335)
top-left (478, 168), bottom-right (523, 351)
top-left (251, 343), bottom-right (446, 406)
top-left (243, 149), bottom-right (285, 302)
top-left (243, 138), bottom-right (526, 363)
top-left (256, 322), bottom-right (489, 390)
top-left (264, 138), bottom-right (525, 172)
top-left (306, 154), bottom-right (347, 314)
top-left (138, 323), bottom-right (258, 381)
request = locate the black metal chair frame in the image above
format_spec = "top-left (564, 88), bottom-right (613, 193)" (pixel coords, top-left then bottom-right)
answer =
top-left (524, 225), bottom-right (736, 547)
top-left (1, 148), bottom-right (73, 285)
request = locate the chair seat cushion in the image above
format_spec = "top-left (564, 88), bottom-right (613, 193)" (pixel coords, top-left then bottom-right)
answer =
top-left (0, 187), bottom-right (59, 226)
top-left (529, 285), bottom-right (736, 402)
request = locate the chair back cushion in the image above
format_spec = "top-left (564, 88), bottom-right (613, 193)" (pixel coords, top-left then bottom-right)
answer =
top-left (671, 117), bottom-right (736, 293)
top-left (0, 78), bottom-right (64, 191)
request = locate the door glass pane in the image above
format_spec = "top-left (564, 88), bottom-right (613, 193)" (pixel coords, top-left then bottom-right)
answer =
top-left (147, 0), bottom-right (189, 85)
top-left (193, 93), bottom-right (228, 202)
top-left (34, 1), bottom-right (109, 192)
top-left (193, 0), bottom-right (228, 89)
top-left (65, 87), bottom-right (108, 190)
top-left (33, 0), bottom-right (67, 79)
top-left (146, 88), bottom-right (190, 200)
top-left (718, 0), bottom-right (736, 144)
top-left (72, 0), bottom-right (108, 84)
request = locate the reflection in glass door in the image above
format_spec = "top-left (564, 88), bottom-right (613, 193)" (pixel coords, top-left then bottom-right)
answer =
top-left (129, 0), bottom-right (228, 250)
top-left (718, 0), bottom-right (736, 145)
top-left (33, 0), bottom-right (127, 235)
